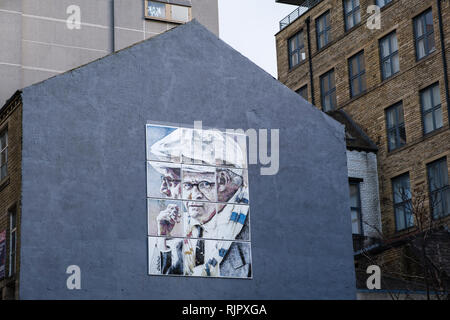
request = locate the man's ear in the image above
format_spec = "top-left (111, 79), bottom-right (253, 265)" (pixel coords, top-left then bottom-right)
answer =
top-left (217, 170), bottom-right (230, 192)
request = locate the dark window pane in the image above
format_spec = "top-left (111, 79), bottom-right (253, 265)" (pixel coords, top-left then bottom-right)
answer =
top-left (417, 39), bottom-right (426, 59)
top-left (425, 11), bottom-right (434, 32)
top-left (415, 10), bottom-right (435, 59)
top-left (386, 108), bottom-right (395, 128)
top-left (392, 54), bottom-right (400, 74)
top-left (330, 91), bottom-right (337, 108)
top-left (354, 8), bottom-right (361, 25)
top-left (427, 158), bottom-right (450, 219)
top-left (330, 71), bottom-right (335, 87)
top-left (428, 33), bottom-right (436, 51)
top-left (385, 103), bottom-right (406, 151)
top-left (351, 78), bottom-right (359, 96)
top-left (393, 174), bottom-right (411, 203)
top-left (435, 107), bottom-right (443, 129)
top-left (360, 73), bottom-right (367, 92)
top-left (391, 34), bottom-right (398, 51)
top-left (289, 37), bottom-right (297, 52)
top-left (321, 69), bottom-right (336, 111)
top-left (296, 86), bottom-right (308, 100)
top-left (344, 0), bottom-right (352, 14)
top-left (289, 31), bottom-right (306, 68)
top-left (350, 56), bottom-right (358, 76)
top-left (298, 34), bottom-right (305, 48)
top-left (415, 18), bottom-right (424, 37)
top-left (388, 130), bottom-right (396, 150)
top-left (380, 38), bottom-right (389, 58)
top-left (350, 184), bottom-right (359, 207)
top-left (423, 112), bottom-right (434, 133)
top-left (421, 84), bottom-right (442, 134)
top-left (433, 85), bottom-right (441, 104)
top-left (349, 182), bottom-right (362, 234)
top-left (422, 89), bottom-right (432, 111)
top-left (359, 54), bottom-right (365, 70)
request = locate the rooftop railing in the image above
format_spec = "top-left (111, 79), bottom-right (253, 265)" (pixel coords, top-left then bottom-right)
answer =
top-left (279, 0), bottom-right (323, 30)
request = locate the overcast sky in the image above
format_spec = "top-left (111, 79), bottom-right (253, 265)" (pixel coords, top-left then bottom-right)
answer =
top-left (218, 0), bottom-right (296, 78)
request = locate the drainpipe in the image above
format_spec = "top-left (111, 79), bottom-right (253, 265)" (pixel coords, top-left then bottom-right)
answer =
top-left (305, 17), bottom-right (315, 106)
top-left (437, 0), bottom-right (450, 123)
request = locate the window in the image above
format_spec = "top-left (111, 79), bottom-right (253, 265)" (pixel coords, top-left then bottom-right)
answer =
top-left (420, 83), bottom-right (443, 134)
top-left (376, 0), bottom-right (393, 8)
top-left (145, 0), bottom-right (191, 23)
top-left (147, 0), bottom-right (166, 18)
top-left (348, 51), bottom-right (366, 97)
top-left (427, 158), bottom-right (450, 219)
top-left (379, 31), bottom-right (399, 80)
top-left (414, 9), bottom-right (435, 60)
top-left (343, 0), bottom-right (361, 31)
top-left (316, 11), bottom-right (331, 50)
top-left (349, 181), bottom-right (363, 234)
top-left (288, 31), bottom-right (306, 69)
top-left (385, 102), bottom-right (406, 151)
top-left (320, 69), bottom-right (337, 111)
top-left (8, 206), bottom-right (16, 277)
top-left (296, 85), bottom-right (308, 100)
top-left (0, 129), bottom-right (7, 180)
top-left (392, 174), bottom-right (413, 231)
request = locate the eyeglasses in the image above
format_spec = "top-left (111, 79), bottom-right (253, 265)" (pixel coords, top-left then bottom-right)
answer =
top-left (183, 181), bottom-right (215, 193)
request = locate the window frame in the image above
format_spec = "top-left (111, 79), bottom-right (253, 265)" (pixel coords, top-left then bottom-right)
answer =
top-left (385, 102), bottom-right (406, 152)
top-left (0, 128), bottom-right (7, 181)
top-left (413, 8), bottom-right (435, 61)
top-left (144, 0), bottom-right (192, 24)
top-left (316, 10), bottom-right (331, 51)
top-left (427, 157), bottom-right (450, 220)
top-left (348, 51), bottom-right (366, 98)
top-left (420, 82), bottom-right (442, 135)
top-left (288, 30), bottom-right (306, 69)
top-left (379, 31), bottom-right (399, 81)
top-left (343, 0), bottom-right (361, 31)
top-left (349, 180), bottom-right (363, 235)
top-left (392, 173), bottom-right (413, 232)
top-left (320, 69), bottom-right (337, 112)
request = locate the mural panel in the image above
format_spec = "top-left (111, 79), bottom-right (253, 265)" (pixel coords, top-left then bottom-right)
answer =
top-left (146, 123), bottom-right (251, 278)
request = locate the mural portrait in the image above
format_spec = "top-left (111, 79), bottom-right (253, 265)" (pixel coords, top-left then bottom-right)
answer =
top-left (146, 124), bottom-right (251, 278)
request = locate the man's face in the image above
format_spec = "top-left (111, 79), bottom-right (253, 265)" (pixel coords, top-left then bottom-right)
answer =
top-left (160, 168), bottom-right (181, 199)
top-left (183, 170), bottom-right (216, 224)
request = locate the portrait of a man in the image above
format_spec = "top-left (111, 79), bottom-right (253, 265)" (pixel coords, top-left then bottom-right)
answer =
top-left (147, 125), bottom-right (251, 278)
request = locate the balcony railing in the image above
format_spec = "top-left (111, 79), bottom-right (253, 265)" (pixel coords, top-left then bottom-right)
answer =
top-left (279, 0), bottom-right (323, 30)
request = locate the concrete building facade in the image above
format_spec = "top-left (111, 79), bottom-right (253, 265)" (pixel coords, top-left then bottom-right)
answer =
top-left (0, 0), bottom-right (219, 106)
top-left (0, 21), bottom-right (356, 299)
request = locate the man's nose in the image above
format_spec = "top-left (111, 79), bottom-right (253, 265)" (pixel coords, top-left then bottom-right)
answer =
top-left (191, 185), bottom-right (204, 200)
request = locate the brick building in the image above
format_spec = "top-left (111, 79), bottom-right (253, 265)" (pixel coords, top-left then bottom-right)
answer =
top-left (275, 0), bottom-right (450, 297)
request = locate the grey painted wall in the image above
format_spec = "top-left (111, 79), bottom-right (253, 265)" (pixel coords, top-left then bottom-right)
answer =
top-left (19, 21), bottom-right (355, 299)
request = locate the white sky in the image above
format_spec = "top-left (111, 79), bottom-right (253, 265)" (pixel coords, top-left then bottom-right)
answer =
top-left (218, 0), bottom-right (296, 78)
